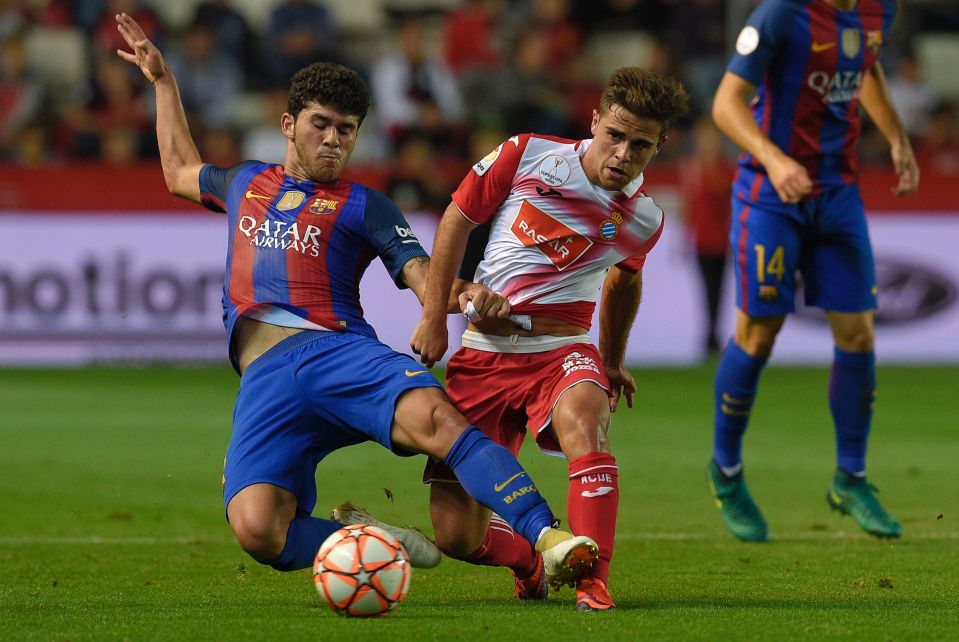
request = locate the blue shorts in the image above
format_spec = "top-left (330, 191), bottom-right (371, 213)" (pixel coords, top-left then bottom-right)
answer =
top-left (730, 181), bottom-right (876, 317)
top-left (222, 330), bottom-right (442, 516)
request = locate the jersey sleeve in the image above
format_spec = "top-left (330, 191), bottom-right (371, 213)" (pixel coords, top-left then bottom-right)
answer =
top-left (198, 161), bottom-right (260, 213)
top-left (727, 0), bottom-right (792, 86)
top-left (451, 134), bottom-right (530, 224)
top-left (616, 213), bottom-right (665, 274)
top-left (362, 188), bottom-right (430, 289)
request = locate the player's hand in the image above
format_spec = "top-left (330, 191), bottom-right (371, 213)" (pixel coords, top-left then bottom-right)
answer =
top-left (766, 153), bottom-right (813, 204)
top-left (605, 365), bottom-right (636, 413)
top-left (115, 12), bottom-right (167, 83)
top-left (890, 140), bottom-right (920, 197)
top-left (410, 317), bottom-right (448, 369)
top-left (458, 284), bottom-right (510, 320)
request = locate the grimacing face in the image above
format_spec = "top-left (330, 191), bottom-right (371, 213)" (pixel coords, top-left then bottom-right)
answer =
top-left (281, 102), bottom-right (360, 182)
top-left (584, 104), bottom-right (665, 191)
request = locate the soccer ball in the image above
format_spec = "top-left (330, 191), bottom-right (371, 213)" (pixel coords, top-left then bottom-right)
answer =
top-left (313, 524), bottom-right (412, 617)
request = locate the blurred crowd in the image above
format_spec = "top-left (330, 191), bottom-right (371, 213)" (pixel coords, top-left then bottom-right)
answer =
top-left (2, 0), bottom-right (959, 214)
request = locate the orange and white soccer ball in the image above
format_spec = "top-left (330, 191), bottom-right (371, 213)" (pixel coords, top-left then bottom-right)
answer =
top-left (313, 524), bottom-right (412, 617)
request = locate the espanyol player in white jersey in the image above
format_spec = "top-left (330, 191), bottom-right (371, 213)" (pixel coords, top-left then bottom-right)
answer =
top-left (411, 68), bottom-right (689, 611)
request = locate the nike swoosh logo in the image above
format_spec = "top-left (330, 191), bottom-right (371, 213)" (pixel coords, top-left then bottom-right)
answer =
top-left (811, 41), bottom-right (835, 53)
top-left (581, 486), bottom-right (615, 498)
top-left (245, 190), bottom-right (271, 200)
top-left (494, 472), bottom-right (527, 492)
top-left (404, 370), bottom-right (427, 377)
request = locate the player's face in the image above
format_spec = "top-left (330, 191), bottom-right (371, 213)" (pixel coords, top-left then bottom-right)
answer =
top-left (585, 104), bottom-right (664, 191)
top-left (283, 102), bottom-right (360, 182)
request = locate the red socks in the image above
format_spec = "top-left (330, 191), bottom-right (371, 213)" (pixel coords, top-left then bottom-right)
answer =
top-left (462, 513), bottom-right (538, 577)
top-left (567, 452), bottom-right (618, 582)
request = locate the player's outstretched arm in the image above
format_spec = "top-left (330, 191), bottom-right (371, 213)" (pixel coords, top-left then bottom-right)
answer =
top-left (400, 256), bottom-right (509, 316)
top-left (860, 63), bottom-right (920, 197)
top-left (598, 266), bottom-right (641, 412)
top-left (712, 71), bottom-right (811, 204)
top-left (115, 12), bottom-right (203, 204)
top-left (409, 202), bottom-right (477, 368)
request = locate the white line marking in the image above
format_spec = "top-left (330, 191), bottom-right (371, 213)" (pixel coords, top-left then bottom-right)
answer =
top-left (0, 532), bottom-right (956, 545)
top-left (0, 536), bottom-right (220, 545)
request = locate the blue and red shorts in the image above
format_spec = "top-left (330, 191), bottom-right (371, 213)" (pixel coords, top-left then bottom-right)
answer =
top-left (730, 177), bottom-right (877, 317)
top-left (223, 330), bottom-right (442, 515)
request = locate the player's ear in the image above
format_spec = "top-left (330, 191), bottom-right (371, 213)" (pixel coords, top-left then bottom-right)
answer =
top-left (280, 112), bottom-right (295, 141)
top-left (590, 109), bottom-right (600, 136)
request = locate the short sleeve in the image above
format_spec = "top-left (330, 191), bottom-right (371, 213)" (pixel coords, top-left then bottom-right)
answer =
top-left (616, 214), bottom-right (665, 275)
top-left (451, 134), bottom-right (529, 224)
top-left (362, 188), bottom-right (429, 289)
top-left (198, 161), bottom-right (261, 213)
top-left (727, 0), bottom-right (792, 86)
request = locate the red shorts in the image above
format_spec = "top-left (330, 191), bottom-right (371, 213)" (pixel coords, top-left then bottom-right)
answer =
top-left (424, 340), bottom-right (610, 483)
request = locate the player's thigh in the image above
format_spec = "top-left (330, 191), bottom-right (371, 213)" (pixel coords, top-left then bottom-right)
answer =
top-left (429, 480), bottom-right (491, 555)
top-left (801, 186), bottom-right (876, 314)
top-left (526, 344), bottom-right (611, 456)
top-left (421, 348), bottom-right (527, 485)
top-left (551, 380), bottom-right (612, 459)
top-left (730, 197), bottom-right (802, 316)
top-left (391, 386), bottom-right (469, 458)
top-left (298, 333), bottom-right (444, 456)
top-left (225, 354), bottom-right (326, 518)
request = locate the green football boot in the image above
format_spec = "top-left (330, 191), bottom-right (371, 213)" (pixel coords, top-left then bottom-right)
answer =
top-left (827, 470), bottom-right (902, 538)
top-left (706, 461), bottom-right (769, 542)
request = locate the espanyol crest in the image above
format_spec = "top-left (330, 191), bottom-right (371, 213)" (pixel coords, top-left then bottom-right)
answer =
top-left (599, 211), bottom-right (622, 241)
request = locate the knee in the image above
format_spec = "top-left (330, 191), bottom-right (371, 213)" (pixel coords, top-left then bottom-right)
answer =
top-left (229, 509), bottom-right (287, 563)
top-left (556, 413), bottom-right (610, 460)
top-left (734, 328), bottom-right (777, 358)
top-left (834, 327), bottom-right (874, 353)
top-left (432, 520), bottom-right (484, 559)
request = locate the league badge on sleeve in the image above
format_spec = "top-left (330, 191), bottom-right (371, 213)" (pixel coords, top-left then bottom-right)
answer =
top-left (473, 145), bottom-right (502, 176)
top-left (736, 26), bottom-right (759, 55)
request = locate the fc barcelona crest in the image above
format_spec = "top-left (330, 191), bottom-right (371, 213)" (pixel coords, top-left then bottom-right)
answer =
top-left (310, 198), bottom-right (340, 215)
top-left (841, 28), bottom-right (861, 58)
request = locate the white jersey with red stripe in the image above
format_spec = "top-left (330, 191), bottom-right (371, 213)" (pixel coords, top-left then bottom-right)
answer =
top-left (452, 133), bottom-right (665, 330)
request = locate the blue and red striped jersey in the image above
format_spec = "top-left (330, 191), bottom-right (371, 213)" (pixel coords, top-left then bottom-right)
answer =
top-left (727, 0), bottom-right (896, 201)
top-left (199, 161), bottom-right (428, 369)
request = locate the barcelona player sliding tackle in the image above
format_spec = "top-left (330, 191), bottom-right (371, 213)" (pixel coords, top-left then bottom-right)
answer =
top-left (114, 12), bottom-right (597, 588)
top-left (410, 69), bottom-right (689, 611)
top-left (706, 0), bottom-right (918, 542)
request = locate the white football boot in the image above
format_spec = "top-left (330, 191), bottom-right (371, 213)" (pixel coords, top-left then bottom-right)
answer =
top-left (534, 528), bottom-right (598, 590)
top-left (331, 502), bottom-right (442, 568)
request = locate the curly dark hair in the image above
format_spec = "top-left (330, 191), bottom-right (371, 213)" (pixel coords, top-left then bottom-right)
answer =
top-left (600, 67), bottom-right (690, 133)
top-left (287, 62), bottom-right (370, 123)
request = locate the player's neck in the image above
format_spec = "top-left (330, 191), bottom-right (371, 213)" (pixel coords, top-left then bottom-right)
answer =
top-left (826, 0), bottom-right (857, 12)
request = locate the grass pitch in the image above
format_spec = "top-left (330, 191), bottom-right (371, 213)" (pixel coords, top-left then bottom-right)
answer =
top-left (0, 364), bottom-right (957, 640)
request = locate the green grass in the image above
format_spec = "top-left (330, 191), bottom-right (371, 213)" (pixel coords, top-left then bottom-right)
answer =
top-left (1, 365), bottom-right (957, 640)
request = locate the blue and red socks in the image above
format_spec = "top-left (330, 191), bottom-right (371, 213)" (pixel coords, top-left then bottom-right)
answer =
top-left (830, 348), bottom-right (875, 475)
top-left (713, 340), bottom-right (767, 470)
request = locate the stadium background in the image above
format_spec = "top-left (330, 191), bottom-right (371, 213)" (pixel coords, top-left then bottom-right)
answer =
top-left (1, 0), bottom-right (958, 366)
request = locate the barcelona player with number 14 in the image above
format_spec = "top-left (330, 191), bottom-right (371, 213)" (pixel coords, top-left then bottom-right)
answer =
top-left (707, 0), bottom-right (919, 541)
